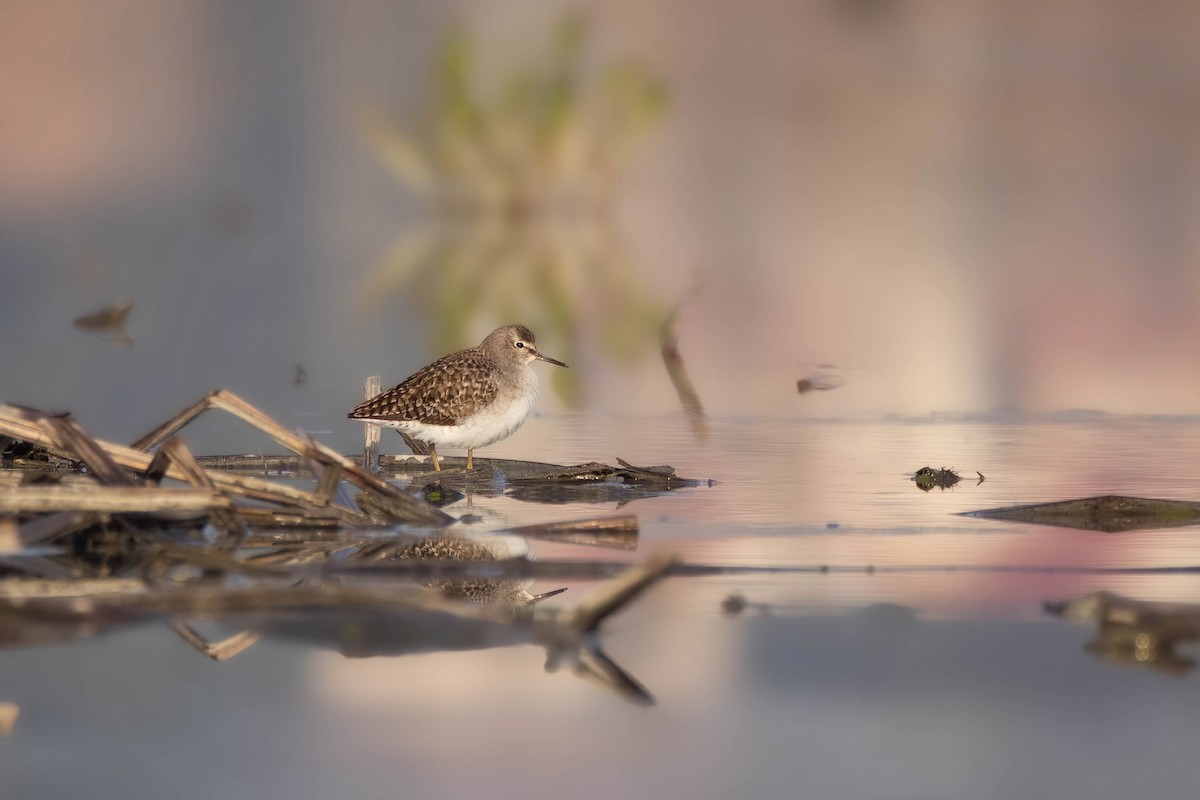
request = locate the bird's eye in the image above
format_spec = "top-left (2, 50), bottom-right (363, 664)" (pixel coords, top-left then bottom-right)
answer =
top-left (515, 341), bottom-right (525, 348)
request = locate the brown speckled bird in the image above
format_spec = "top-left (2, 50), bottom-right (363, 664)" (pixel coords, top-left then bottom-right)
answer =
top-left (348, 325), bottom-right (567, 471)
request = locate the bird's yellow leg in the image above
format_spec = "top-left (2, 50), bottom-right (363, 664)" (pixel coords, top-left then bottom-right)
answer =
top-left (429, 443), bottom-right (441, 472)
top-left (467, 449), bottom-right (474, 470)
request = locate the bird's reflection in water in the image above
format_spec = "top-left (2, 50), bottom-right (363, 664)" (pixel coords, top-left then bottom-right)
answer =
top-left (248, 551), bottom-right (669, 706)
top-left (1047, 591), bottom-right (1200, 677)
top-left (0, 527), bottom-right (669, 705)
top-left (356, 531), bottom-right (564, 609)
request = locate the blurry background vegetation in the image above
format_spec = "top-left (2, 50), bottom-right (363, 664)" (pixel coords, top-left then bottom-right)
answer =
top-left (359, 14), bottom-right (669, 405)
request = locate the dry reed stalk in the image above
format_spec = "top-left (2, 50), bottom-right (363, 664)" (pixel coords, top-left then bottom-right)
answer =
top-left (0, 486), bottom-right (229, 514)
top-left (39, 416), bottom-right (136, 486)
top-left (158, 437), bottom-right (247, 540)
top-left (363, 375), bottom-right (381, 473)
top-left (505, 515), bottom-right (639, 550)
top-left (129, 391), bottom-right (450, 525)
top-left (1, 396), bottom-right (449, 526)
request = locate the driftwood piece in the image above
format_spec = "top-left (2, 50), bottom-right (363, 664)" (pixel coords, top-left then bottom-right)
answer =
top-left (142, 447), bottom-right (172, 484)
top-left (964, 495), bottom-right (1200, 533)
top-left (157, 438), bottom-right (212, 488)
top-left (313, 460), bottom-right (344, 507)
top-left (40, 415), bottom-right (136, 487)
top-left (0, 486), bottom-right (229, 514)
top-left (505, 515), bottom-right (639, 550)
top-left (128, 394), bottom-right (214, 452)
top-left (158, 437), bottom-right (247, 541)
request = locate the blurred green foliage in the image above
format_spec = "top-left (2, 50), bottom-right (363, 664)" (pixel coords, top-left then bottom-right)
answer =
top-left (360, 13), bottom-right (669, 405)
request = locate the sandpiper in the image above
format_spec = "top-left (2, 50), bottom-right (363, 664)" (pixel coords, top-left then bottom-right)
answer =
top-left (348, 324), bottom-right (567, 471)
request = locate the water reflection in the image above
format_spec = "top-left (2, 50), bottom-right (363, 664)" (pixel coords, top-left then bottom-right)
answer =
top-left (0, 529), bottom-right (672, 706)
top-left (4, 414), bottom-right (1200, 800)
top-left (1048, 591), bottom-right (1200, 677)
top-left (397, 456), bottom-right (704, 509)
top-left (357, 531), bottom-right (566, 606)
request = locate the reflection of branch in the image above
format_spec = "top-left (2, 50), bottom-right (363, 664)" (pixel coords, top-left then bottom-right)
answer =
top-left (169, 622), bottom-right (259, 662)
top-left (541, 553), bottom-right (676, 705)
top-left (1047, 591), bottom-right (1200, 677)
top-left (660, 306), bottom-right (706, 441)
top-left (572, 645), bottom-right (654, 706)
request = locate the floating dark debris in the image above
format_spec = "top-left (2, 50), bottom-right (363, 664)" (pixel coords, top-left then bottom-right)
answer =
top-left (914, 466), bottom-right (959, 491)
top-left (912, 466), bottom-right (984, 491)
top-left (964, 495), bottom-right (1200, 533)
top-left (722, 593), bottom-right (747, 616)
top-left (72, 298), bottom-right (133, 347)
top-left (796, 374), bottom-right (840, 394)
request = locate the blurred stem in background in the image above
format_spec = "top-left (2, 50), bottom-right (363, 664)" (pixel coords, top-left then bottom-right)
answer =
top-left (359, 12), bottom-right (670, 407)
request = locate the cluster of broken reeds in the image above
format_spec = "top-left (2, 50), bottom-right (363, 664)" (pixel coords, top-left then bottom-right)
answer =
top-left (0, 388), bottom-right (702, 578)
top-left (0, 390), bottom-right (691, 705)
top-left (0, 390), bottom-right (450, 553)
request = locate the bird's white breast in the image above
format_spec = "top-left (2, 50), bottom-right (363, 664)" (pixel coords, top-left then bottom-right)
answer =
top-left (367, 366), bottom-right (539, 451)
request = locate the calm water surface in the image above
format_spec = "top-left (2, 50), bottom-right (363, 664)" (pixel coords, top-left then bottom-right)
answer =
top-left (4, 415), bottom-right (1200, 799)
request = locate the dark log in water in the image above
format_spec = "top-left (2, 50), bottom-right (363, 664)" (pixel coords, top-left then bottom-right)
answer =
top-left (964, 495), bottom-right (1200, 532)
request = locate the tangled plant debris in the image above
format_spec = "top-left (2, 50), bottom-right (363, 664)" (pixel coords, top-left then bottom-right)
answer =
top-left (0, 391), bottom-right (698, 703)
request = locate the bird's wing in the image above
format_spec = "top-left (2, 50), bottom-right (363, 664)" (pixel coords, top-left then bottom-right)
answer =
top-left (348, 351), bottom-right (500, 426)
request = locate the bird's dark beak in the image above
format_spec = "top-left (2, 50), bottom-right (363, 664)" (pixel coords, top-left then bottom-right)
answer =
top-left (529, 587), bottom-right (568, 604)
top-left (532, 349), bottom-right (568, 368)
